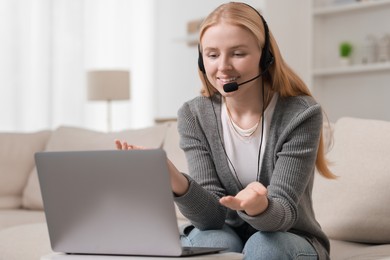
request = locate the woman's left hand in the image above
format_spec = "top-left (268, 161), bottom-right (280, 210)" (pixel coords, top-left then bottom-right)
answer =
top-left (219, 182), bottom-right (269, 216)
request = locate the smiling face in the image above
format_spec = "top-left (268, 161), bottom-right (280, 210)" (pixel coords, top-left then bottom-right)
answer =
top-left (200, 22), bottom-right (261, 96)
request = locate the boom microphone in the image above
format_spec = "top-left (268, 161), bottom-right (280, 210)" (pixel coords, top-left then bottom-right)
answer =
top-left (223, 73), bottom-right (262, 93)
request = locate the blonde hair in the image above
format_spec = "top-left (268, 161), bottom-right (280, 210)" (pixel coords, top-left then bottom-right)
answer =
top-left (198, 2), bottom-right (336, 179)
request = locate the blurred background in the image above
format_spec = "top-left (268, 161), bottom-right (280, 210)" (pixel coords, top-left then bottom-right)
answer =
top-left (1, 0), bottom-right (389, 132)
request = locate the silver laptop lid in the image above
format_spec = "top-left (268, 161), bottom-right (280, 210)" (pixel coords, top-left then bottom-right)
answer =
top-left (35, 149), bottom-right (183, 256)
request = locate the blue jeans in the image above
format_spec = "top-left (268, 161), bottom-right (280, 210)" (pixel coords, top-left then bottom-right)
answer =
top-left (180, 225), bottom-right (318, 260)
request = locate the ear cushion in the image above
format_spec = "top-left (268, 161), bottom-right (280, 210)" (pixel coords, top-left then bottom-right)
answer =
top-left (260, 50), bottom-right (274, 72)
top-left (198, 45), bottom-right (206, 74)
top-left (259, 15), bottom-right (274, 72)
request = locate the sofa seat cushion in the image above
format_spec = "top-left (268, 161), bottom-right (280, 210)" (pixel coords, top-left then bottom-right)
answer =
top-left (313, 117), bottom-right (390, 244)
top-left (0, 131), bottom-right (51, 209)
top-left (22, 125), bottom-right (169, 210)
top-left (0, 209), bottom-right (46, 230)
top-left (0, 223), bottom-right (53, 260)
top-left (330, 239), bottom-right (390, 260)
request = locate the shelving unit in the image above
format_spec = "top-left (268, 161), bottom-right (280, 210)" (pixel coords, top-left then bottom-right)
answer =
top-left (313, 62), bottom-right (390, 76)
top-left (313, 0), bottom-right (390, 16)
top-left (310, 0), bottom-right (390, 122)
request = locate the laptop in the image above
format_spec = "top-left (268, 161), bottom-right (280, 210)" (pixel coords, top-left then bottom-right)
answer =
top-left (35, 149), bottom-right (226, 257)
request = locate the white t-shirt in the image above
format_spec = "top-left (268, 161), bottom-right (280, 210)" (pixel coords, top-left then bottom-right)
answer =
top-left (221, 93), bottom-right (278, 188)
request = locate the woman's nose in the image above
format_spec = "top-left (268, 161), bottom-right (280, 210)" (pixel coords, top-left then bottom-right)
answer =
top-left (218, 55), bottom-right (233, 71)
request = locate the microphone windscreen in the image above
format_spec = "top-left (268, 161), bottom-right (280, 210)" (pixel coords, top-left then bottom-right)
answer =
top-left (223, 82), bottom-right (239, 93)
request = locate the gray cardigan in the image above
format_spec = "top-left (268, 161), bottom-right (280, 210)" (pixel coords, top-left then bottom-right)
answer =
top-left (174, 93), bottom-right (330, 259)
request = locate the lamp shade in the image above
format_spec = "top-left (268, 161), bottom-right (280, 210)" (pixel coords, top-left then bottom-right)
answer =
top-left (87, 70), bottom-right (130, 101)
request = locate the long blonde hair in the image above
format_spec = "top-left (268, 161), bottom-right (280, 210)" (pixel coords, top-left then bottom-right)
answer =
top-left (198, 2), bottom-right (336, 179)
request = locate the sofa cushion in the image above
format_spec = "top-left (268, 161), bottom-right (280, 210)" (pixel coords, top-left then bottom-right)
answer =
top-left (330, 239), bottom-right (390, 259)
top-left (0, 209), bottom-right (46, 230)
top-left (313, 117), bottom-right (390, 244)
top-left (0, 131), bottom-right (51, 209)
top-left (0, 223), bottom-right (53, 260)
top-left (162, 121), bottom-right (188, 174)
top-left (22, 125), bottom-right (168, 210)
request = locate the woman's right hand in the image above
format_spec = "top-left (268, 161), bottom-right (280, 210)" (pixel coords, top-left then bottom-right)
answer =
top-left (114, 139), bottom-right (145, 150)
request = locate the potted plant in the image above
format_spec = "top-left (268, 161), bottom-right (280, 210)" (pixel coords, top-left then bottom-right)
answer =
top-left (339, 41), bottom-right (353, 66)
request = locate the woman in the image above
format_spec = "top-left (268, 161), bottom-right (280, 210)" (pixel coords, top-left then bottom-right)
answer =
top-left (117, 2), bottom-right (335, 259)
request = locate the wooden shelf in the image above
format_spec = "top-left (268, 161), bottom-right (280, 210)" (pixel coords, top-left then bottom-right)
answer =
top-left (313, 62), bottom-right (390, 76)
top-left (313, 0), bottom-right (390, 16)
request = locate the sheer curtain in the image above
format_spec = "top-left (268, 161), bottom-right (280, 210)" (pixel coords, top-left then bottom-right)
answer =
top-left (0, 0), bottom-right (155, 132)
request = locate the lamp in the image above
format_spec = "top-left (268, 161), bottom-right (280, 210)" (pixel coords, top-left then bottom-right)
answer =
top-left (87, 70), bottom-right (130, 132)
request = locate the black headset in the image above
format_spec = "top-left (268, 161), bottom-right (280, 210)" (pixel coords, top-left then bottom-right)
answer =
top-left (198, 4), bottom-right (274, 76)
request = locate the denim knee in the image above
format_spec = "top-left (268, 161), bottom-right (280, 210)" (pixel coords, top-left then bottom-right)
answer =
top-left (243, 231), bottom-right (318, 260)
top-left (180, 225), bottom-right (243, 253)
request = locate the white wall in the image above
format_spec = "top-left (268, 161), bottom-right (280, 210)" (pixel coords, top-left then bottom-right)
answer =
top-left (265, 0), bottom-right (311, 86)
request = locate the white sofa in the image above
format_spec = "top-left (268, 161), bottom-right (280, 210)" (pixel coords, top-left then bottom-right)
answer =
top-left (0, 117), bottom-right (390, 260)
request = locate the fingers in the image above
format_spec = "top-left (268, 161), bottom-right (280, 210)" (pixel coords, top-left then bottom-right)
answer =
top-left (114, 139), bottom-right (131, 150)
top-left (114, 139), bottom-right (123, 150)
top-left (114, 139), bottom-right (146, 150)
top-left (219, 196), bottom-right (243, 211)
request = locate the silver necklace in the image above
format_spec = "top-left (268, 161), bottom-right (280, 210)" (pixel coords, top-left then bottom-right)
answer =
top-left (225, 104), bottom-right (261, 138)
